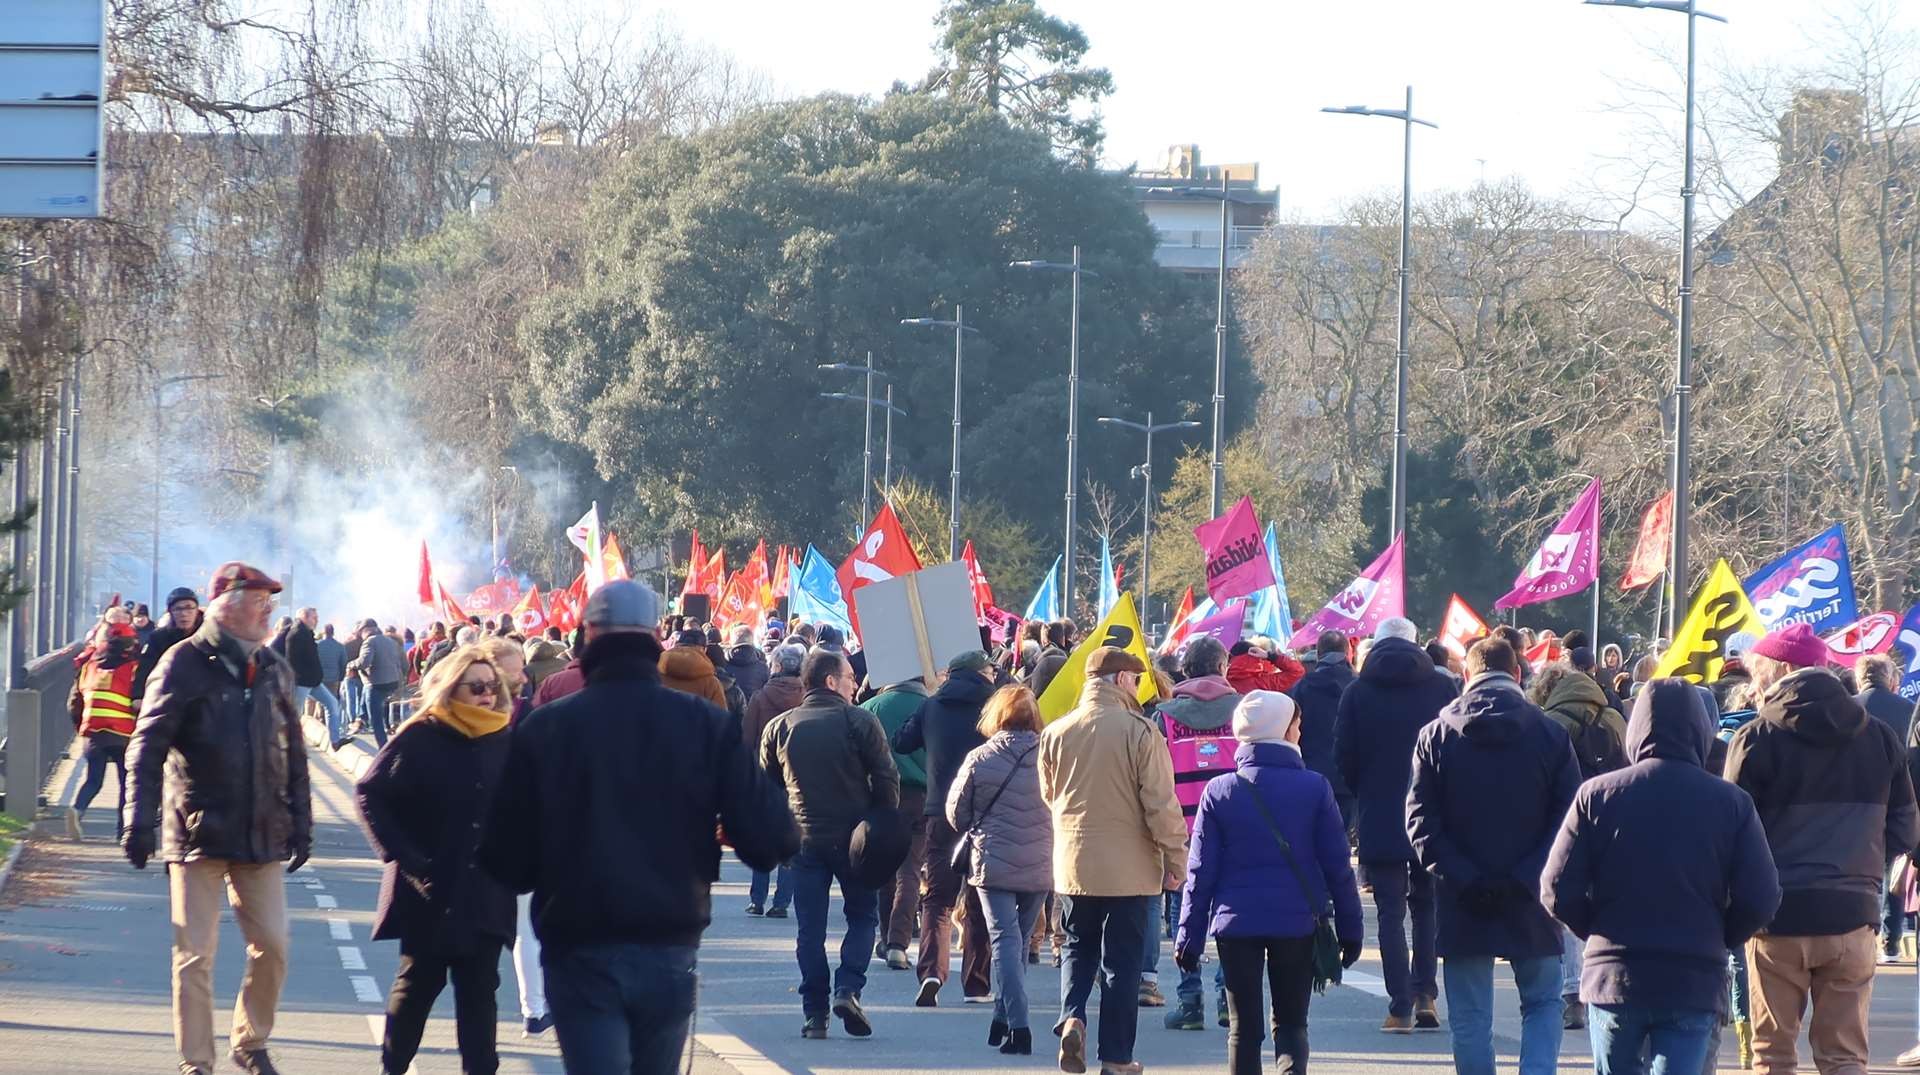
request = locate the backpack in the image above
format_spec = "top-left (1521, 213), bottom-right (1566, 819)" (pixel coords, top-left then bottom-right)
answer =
top-left (1566, 707), bottom-right (1627, 781)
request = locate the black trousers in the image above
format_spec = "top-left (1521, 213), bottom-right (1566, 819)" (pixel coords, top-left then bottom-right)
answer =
top-left (1216, 934), bottom-right (1316, 1075)
top-left (382, 937), bottom-right (504, 1075)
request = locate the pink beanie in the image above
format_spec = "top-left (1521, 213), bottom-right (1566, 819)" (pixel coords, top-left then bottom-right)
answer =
top-left (1748, 622), bottom-right (1832, 669)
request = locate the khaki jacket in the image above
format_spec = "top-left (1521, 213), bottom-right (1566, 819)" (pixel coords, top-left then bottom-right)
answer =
top-left (1039, 679), bottom-right (1188, 897)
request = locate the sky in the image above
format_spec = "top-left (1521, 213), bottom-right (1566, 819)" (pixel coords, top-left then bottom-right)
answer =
top-left (490, 0), bottom-right (1912, 229)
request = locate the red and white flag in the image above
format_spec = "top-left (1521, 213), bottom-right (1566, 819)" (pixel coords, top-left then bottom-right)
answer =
top-left (1157, 586), bottom-right (1197, 655)
top-left (836, 503), bottom-right (922, 634)
top-left (961, 540), bottom-right (994, 620)
top-left (1438, 594), bottom-right (1490, 659)
top-left (511, 586), bottom-right (549, 635)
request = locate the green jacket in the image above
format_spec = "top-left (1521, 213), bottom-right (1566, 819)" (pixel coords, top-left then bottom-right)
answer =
top-left (863, 681), bottom-right (931, 790)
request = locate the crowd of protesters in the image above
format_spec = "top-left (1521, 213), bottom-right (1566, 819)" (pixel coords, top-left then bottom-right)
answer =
top-left (74, 560), bottom-right (1920, 1075)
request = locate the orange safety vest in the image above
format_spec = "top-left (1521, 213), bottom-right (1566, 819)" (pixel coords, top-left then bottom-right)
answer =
top-left (79, 660), bottom-right (138, 737)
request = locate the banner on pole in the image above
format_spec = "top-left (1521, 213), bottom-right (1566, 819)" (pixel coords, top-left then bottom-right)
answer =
top-left (1194, 496), bottom-right (1276, 603)
top-left (1286, 535), bottom-right (1405, 649)
top-left (1891, 606), bottom-right (1920, 702)
top-left (1653, 559), bottom-right (1767, 684)
top-left (1620, 491), bottom-right (1672, 591)
top-left (1438, 594), bottom-right (1490, 659)
top-left (1743, 523), bottom-right (1858, 634)
top-left (1036, 593), bottom-right (1158, 723)
top-left (1821, 611), bottom-right (1897, 667)
top-left (1495, 479), bottom-right (1600, 610)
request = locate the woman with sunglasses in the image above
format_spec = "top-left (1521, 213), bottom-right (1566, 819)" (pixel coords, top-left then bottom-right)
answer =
top-left (356, 644), bottom-right (515, 1075)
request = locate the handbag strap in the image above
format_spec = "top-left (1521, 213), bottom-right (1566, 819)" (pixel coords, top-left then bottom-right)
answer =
top-left (1234, 774), bottom-right (1332, 915)
top-left (970, 745), bottom-right (1034, 832)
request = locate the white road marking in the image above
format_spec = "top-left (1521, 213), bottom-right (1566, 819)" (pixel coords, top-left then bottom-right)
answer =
top-left (350, 975), bottom-right (383, 1003)
top-left (696, 1014), bottom-right (791, 1074)
top-left (327, 916), bottom-right (352, 941)
top-left (1340, 969), bottom-right (1389, 998)
top-left (314, 893), bottom-right (338, 909)
top-left (338, 946), bottom-right (366, 971)
top-left (365, 1015), bottom-right (418, 1075)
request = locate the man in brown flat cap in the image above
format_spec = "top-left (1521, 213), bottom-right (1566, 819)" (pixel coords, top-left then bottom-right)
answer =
top-left (125, 561), bottom-right (311, 1075)
top-left (1038, 646), bottom-right (1187, 1074)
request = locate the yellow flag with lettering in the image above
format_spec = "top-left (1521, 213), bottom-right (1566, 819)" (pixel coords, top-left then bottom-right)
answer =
top-left (1037, 592), bottom-right (1159, 723)
top-left (1653, 558), bottom-right (1767, 684)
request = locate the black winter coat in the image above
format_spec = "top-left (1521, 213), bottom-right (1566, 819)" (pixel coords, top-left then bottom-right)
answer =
top-left (286, 622), bottom-right (324, 688)
top-left (1407, 673), bottom-right (1580, 959)
top-left (479, 633), bottom-right (798, 951)
top-left (1335, 638), bottom-right (1459, 862)
top-left (891, 669), bottom-right (994, 819)
top-left (124, 625), bottom-right (313, 864)
top-left (1856, 685), bottom-right (1914, 740)
top-left (132, 615), bottom-right (201, 704)
top-left (357, 715), bottom-right (515, 952)
top-left (1542, 680), bottom-right (1780, 1014)
top-left (1290, 655), bottom-right (1355, 800)
top-left (725, 645), bottom-right (770, 701)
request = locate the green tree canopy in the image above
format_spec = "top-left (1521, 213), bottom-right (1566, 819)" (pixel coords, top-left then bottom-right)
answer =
top-left (918, 1), bottom-right (1114, 162)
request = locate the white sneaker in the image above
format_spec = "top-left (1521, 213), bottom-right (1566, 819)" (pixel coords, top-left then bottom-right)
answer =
top-left (65, 807), bottom-right (82, 841)
top-left (1881, 950), bottom-right (1904, 966)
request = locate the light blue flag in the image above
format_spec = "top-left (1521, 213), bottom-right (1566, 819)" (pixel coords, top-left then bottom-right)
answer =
top-left (789, 544), bottom-right (854, 636)
top-left (1025, 555), bottom-right (1063, 621)
top-left (1247, 521), bottom-right (1295, 642)
top-left (1098, 534), bottom-right (1119, 619)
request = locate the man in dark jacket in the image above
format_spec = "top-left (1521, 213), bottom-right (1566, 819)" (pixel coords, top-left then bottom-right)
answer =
top-left (132, 585), bottom-right (202, 707)
top-left (891, 651), bottom-right (996, 1004)
top-left (286, 608), bottom-right (346, 751)
top-left (725, 624), bottom-right (771, 701)
top-left (1407, 637), bottom-right (1580, 1075)
top-left (861, 672), bottom-right (933, 969)
top-left (761, 646), bottom-right (900, 1040)
top-left (1725, 623), bottom-right (1919, 1075)
top-left (1336, 619), bottom-right (1459, 1033)
top-left (1291, 629), bottom-right (1357, 826)
top-left (742, 643), bottom-right (807, 918)
top-left (1541, 679), bottom-right (1781, 1071)
top-left (315, 623), bottom-right (347, 693)
top-left (123, 563), bottom-right (311, 1075)
top-left (481, 580), bottom-right (798, 1071)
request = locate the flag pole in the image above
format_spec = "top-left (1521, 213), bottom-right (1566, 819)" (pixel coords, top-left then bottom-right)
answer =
top-left (1590, 570), bottom-right (1601, 646)
top-left (1651, 578), bottom-right (1664, 645)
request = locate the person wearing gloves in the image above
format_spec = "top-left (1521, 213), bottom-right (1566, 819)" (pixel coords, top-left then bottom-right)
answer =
top-left (1176, 690), bottom-right (1364, 1075)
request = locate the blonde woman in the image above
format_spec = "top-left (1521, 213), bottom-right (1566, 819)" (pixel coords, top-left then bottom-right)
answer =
top-left (356, 645), bottom-right (515, 1075)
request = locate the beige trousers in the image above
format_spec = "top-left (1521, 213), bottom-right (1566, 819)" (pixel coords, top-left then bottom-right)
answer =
top-left (170, 859), bottom-right (289, 1072)
top-left (1747, 926), bottom-right (1875, 1075)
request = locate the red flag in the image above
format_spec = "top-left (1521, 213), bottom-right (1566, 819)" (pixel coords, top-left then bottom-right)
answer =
top-left (1438, 594), bottom-right (1490, 659)
top-left (747, 540), bottom-right (773, 609)
top-left (682, 530), bottom-right (707, 596)
top-left (1620, 491), bottom-right (1673, 591)
top-left (715, 568), bottom-right (766, 630)
top-left (435, 582), bottom-right (468, 626)
top-left (770, 548), bottom-right (793, 601)
top-left (836, 503), bottom-right (922, 634)
top-left (1524, 638), bottom-right (1564, 671)
top-left (548, 573), bottom-right (587, 633)
top-left (511, 586), bottom-right (549, 635)
top-left (416, 542), bottom-right (435, 606)
top-left (700, 548), bottom-right (727, 606)
top-left (1157, 585), bottom-right (1197, 655)
top-left (961, 540), bottom-right (994, 620)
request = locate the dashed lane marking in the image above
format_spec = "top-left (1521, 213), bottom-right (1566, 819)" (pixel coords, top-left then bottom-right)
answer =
top-left (350, 975), bottom-right (383, 1003)
top-left (328, 916), bottom-right (352, 940)
top-left (314, 893), bottom-right (338, 909)
top-left (338, 946), bottom-right (366, 971)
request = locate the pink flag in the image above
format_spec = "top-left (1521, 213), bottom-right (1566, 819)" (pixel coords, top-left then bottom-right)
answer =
top-left (1823, 611), bottom-right (1897, 666)
top-left (1194, 496), bottom-right (1276, 603)
top-left (1286, 535), bottom-right (1406, 649)
top-left (1494, 478), bottom-right (1601, 610)
top-left (1188, 599), bottom-right (1248, 648)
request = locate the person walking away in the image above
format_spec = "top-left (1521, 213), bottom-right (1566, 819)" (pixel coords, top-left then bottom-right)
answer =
top-left (521, 635), bottom-right (568, 692)
top-left (890, 650), bottom-right (996, 1005)
top-left (1335, 620), bottom-right (1459, 1033)
top-left (760, 646), bottom-right (901, 1040)
top-left (1177, 691), bottom-right (1364, 1074)
top-left (1152, 635), bottom-right (1241, 1029)
top-left (1540, 678), bottom-right (1780, 1075)
top-left (742, 643), bottom-right (808, 918)
top-left (343, 623), bottom-right (367, 734)
top-left (288, 608), bottom-right (347, 751)
top-left (1856, 653), bottom-right (1915, 965)
top-left (66, 620), bottom-right (140, 840)
top-left (1407, 637), bottom-right (1580, 1075)
top-left (132, 586), bottom-right (201, 708)
top-left (725, 624), bottom-right (771, 701)
top-left (864, 672), bottom-right (933, 968)
top-left (947, 685), bottom-right (1053, 1056)
top-left (1725, 623), bottom-right (1918, 1075)
top-left (480, 580), bottom-right (798, 1072)
top-left (350, 618), bottom-right (406, 747)
top-left (357, 646), bottom-right (517, 1074)
top-left (1039, 647), bottom-right (1188, 1075)
top-left (1290, 629), bottom-right (1357, 831)
top-left (316, 623), bottom-right (347, 711)
top-left (469, 637), bottom-right (549, 1035)
top-left (662, 628), bottom-right (731, 710)
top-left (122, 563), bottom-right (311, 1075)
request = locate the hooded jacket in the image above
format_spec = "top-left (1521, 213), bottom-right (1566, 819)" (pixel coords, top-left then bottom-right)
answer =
top-left (890, 669), bottom-right (994, 818)
top-left (659, 646), bottom-right (730, 711)
top-left (947, 730), bottom-right (1050, 893)
top-left (861, 680), bottom-right (931, 791)
top-left (1407, 672), bottom-right (1581, 959)
top-left (1154, 675), bottom-right (1239, 735)
top-left (1540, 669), bottom-right (1628, 779)
top-left (725, 645), bottom-right (770, 701)
top-left (1226, 652), bottom-right (1303, 696)
top-left (760, 688), bottom-right (901, 850)
top-left (1038, 679), bottom-right (1188, 897)
top-left (1289, 654), bottom-right (1356, 798)
top-left (743, 672), bottom-right (804, 758)
top-left (1726, 667), bottom-right (1918, 936)
top-left (523, 638), bottom-right (570, 689)
top-left (1177, 741), bottom-right (1364, 958)
top-left (1541, 680), bottom-right (1781, 1013)
top-left (1335, 637), bottom-right (1460, 862)
top-left (1856, 684), bottom-right (1913, 740)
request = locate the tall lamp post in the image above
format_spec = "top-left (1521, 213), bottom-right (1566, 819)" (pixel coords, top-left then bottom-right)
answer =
top-left (902, 306), bottom-right (982, 561)
top-left (1323, 88), bottom-right (1437, 543)
top-left (147, 372), bottom-right (220, 607)
top-left (1587, 0), bottom-right (1724, 635)
top-left (1098, 413), bottom-right (1200, 625)
top-left (820, 391), bottom-right (908, 511)
top-left (1011, 247), bottom-right (1100, 612)
top-left (820, 353), bottom-right (885, 527)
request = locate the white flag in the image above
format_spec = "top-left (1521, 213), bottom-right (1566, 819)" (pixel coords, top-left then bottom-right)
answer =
top-left (567, 504), bottom-right (606, 591)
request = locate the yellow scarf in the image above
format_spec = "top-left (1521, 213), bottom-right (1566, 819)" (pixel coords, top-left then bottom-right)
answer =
top-left (424, 700), bottom-right (510, 739)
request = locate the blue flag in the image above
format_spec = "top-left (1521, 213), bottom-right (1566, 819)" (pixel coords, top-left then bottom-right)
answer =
top-left (1892, 606), bottom-right (1920, 703)
top-left (1025, 555), bottom-right (1062, 621)
top-left (1098, 535), bottom-right (1119, 619)
top-left (1742, 523), bottom-right (1858, 634)
top-left (1247, 521), bottom-right (1295, 642)
top-left (789, 544), bottom-right (854, 636)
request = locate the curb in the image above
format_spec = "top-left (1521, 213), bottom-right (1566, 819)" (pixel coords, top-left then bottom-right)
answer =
top-left (0, 837), bottom-right (26, 898)
top-left (299, 711), bottom-right (379, 783)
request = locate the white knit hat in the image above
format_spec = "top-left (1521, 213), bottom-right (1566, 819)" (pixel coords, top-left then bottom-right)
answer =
top-left (1232, 690), bottom-right (1297, 745)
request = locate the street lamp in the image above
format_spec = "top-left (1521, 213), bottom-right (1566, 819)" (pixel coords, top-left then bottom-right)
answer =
top-left (901, 307), bottom-right (983, 561)
top-left (1586, 0), bottom-right (1725, 636)
top-left (820, 353), bottom-right (886, 527)
top-left (820, 391), bottom-right (908, 511)
top-left (1323, 88), bottom-right (1438, 545)
top-left (1098, 413), bottom-right (1201, 626)
top-left (148, 372), bottom-right (220, 607)
top-left (1011, 247), bottom-right (1100, 614)
top-left (1147, 178), bottom-right (1238, 517)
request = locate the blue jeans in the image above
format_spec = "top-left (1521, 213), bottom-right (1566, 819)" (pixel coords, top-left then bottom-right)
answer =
top-left (1177, 960), bottom-right (1224, 1006)
top-left (1588, 1003), bottom-right (1717, 1075)
top-left (344, 677), bottom-right (364, 723)
top-left (544, 942), bottom-right (697, 1074)
top-left (73, 733), bottom-right (126, 832)
top-left (295, 684), bottom-right (343, 743)
top-left (1442, 954), bottom-right (1563, 1075)
top-left (1058, 893), bottom-right (1152, 1066)
top-left (1728, 945), bottom-right (1748, 1021)
top-left (1365, 860), bottom-right (1438, 1017)
top-left (750, 864), bottom-right (792, 912)
top-left (367, 681), bottom-right (397, 748)
top-left (982, 888), bottom-right (1046, 1030)
top-left (1883, 857), bottom-right (1906, 956)
top-left (791, 844), bottom-right (877, 1018)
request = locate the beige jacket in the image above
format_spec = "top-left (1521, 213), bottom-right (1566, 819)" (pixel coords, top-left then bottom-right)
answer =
top-left (1038, 679), bottom-right (1188, 897)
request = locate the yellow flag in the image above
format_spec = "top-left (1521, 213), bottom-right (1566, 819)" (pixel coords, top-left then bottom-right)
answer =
top-left (1037, 592), bottom-right (1158, 723)
top-left (1653, 558), bottom-right (1767, 684)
